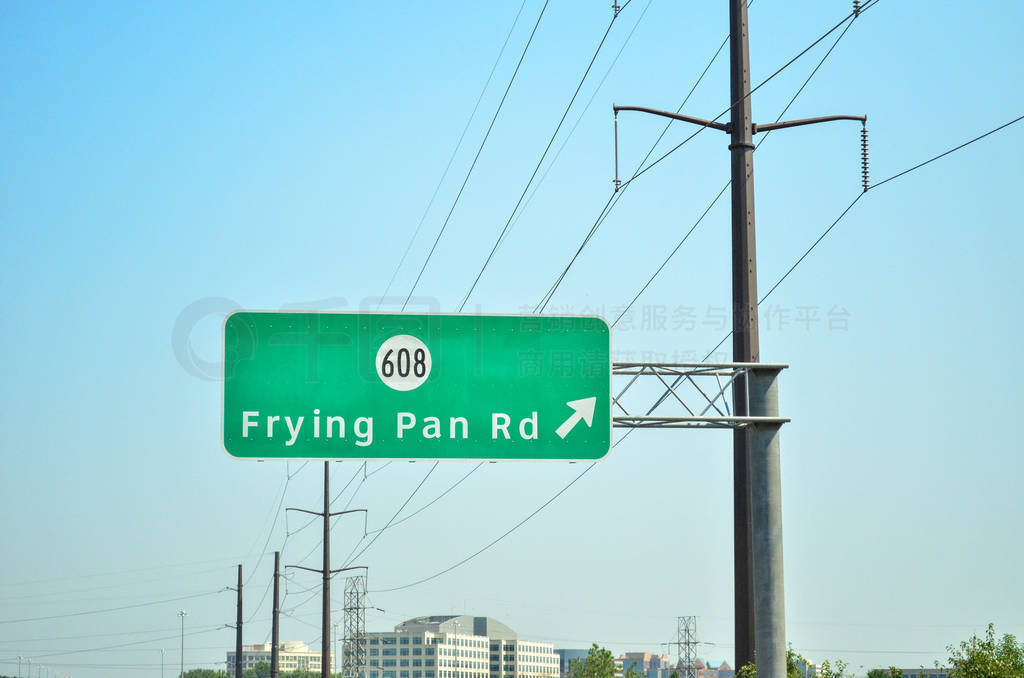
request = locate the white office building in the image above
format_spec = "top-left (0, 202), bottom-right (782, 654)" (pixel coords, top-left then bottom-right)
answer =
top-left (362, 615), bottom-right (559, 678)
top-left (227, 641), bottom-right (333, 674)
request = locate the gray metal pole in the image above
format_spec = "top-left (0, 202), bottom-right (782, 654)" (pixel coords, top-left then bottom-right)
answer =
top-left (748, 367), bottom-right (786, 678)
top-left (272, 552), bottom-right (280, 678)
top-left (729, 0), bottom-right (758, 669)
top-left (236, 565), bottom-right (243, 678)
top-left (179, 610), bottom-right (187, 678)
top-left (323, 461), bottom-right (331, 678)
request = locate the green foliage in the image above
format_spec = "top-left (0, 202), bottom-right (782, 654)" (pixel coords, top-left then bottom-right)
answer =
top-left (788, 646), bottom-right (810, 678)
top-left (570, 644), bottom-right (617, 678)
top-left (737, 648), bottom-right (848, 678)
top-left (243, 662), bottom-right (272, 678)
top-left (625, 660), bottom-right (645, 678)
top-left (816, 658), bottom-right (850, 678)
top-left (737, 662), bottom-right (757, 678)
top-left (866, 669), bottom-right (903, 678)
top-left (182, 670), bottom-right (228, 678)
top-left (947, 624), bottom-right (1024, 678)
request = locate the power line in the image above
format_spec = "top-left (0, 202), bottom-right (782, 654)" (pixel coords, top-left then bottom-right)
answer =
top-left (458, 2), bottom-right (634, 310)
top-left (378, 0), bottom-right (531, 307)
top-left (367, 434), bottom-right (632, 595)
top-left (611, 9), bottom-right (863, 327)
top-left (365, 462), bottom-right (484, 536)
top-left (763, 112), bottom-right (1024, 305)
top-left (531, 10), bottom-right (739, 314)
top-left (669, 110), bottom-right (1024, 403)
top-left (343, 462), bottom-right (440, 567)
top-left (402, 0), bottom-right (552, 311)
top-left (494, 0), bottom-right (657, 255)
top-left (0, 626), bottom-right (224, 661)
top-left (535, 0), bottom-right (880, 313)
top-left (0, 590), bottom-right (226, 625)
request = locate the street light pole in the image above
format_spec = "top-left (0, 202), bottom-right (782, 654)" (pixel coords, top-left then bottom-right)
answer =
top-left (162, 649), bottom-right (166, 678)
top-left (178, 610), bottom-right (188, 678)
top-left (17, 655), bottom-right (23, 678)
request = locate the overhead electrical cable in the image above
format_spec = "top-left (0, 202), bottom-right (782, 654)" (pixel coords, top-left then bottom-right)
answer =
top-left (401, 0), bottom-right (552, 311)
top-left (342, 462), bottom-right (440, 567)
top-left (458, 0), bottom-right (638, 310)
top-left (365, 462), bottom-right (484, 535)
top-left (669, 111), bottom-right (1024, 405)
top-left (378, 0), bottom-right (531, 307)
top-left (611, 10), bottom-right (862, 327)
top-left (0, 590), bottom-right (226, 625)
top-left (369, 461), bottom-right (598, 593)
top-left (495, 0), bottom-right (657, 255)
top-left (535, 0), bottom-right (881, 313)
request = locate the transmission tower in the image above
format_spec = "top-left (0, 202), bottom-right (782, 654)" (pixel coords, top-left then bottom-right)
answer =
top-left (674, 616), bottom-right (697, 678)
top-left (342, 575), bottom-right (367, 678)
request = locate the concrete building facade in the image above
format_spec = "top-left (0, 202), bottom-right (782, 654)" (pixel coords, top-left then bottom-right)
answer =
top-left (362, 616), bottom-right (559, 678)
top-left (227, 641), bottom-right (333, 674)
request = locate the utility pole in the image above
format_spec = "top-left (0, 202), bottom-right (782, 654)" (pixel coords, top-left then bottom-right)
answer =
top-left (162, 649), bottom-right (166, 678)
top-left (236, 565), bottom-right (243, 678)
top-left (287, 462), bottom-right (367, 678)
top-left (272, 551), bottom-right (281, 678)
top-left (612, 2), bottom-right (866, 674)
top-left (728, 0), bottom-right (758, 668)
top-left (178, 610), bottom-right (188, 678)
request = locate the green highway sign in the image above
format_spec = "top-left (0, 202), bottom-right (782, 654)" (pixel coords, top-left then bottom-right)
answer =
top-left (223, 312), bottom-right (611, 460)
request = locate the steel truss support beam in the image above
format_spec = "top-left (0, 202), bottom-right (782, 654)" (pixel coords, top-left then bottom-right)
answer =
top-left (612, 362), bottom-right (789, 429)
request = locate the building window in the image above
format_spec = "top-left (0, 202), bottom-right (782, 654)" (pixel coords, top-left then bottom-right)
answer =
top-left (414, 660), bottom-right (423, 667)
top-left (414, 638), bottom-right (423, 645)
top-left (371, 639), bottom-right (380, 645)
top-left (402, 649), bottom-right (411, 656)
top-left (426, 649), bottom-right (435, 656)
top-left (414, 649), bottom-right (423, 656)
top-left (401, 638), bottom-right (411, 645)
top-left (402, 661), bottom-right (410, 668)
top-left (385, 649), bottom-right (398, 657)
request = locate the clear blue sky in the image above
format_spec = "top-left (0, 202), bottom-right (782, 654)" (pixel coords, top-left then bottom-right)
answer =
top-left (2, 2), bottom-right (1022, 677)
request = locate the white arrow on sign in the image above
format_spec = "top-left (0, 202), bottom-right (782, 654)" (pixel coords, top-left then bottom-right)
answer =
top-left (555, 397), bottom-right (597, 439)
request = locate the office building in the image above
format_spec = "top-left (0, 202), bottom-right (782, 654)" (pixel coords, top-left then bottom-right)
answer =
top-left (227, 641), bottom-right (333, 674)
top-left (363, 615), bottom-right (559, 678)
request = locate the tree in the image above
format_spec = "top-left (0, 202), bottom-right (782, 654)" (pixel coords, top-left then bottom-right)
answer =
top-left (736, 647), bottom-right (849, 678)
top-left (867, 668), bottom-right (903, 678)
top-left (570, 645), bottom-right (617, 678)
top-left (947, 624), bottom-right (1024, 678)
top-left (182, 670), bottom-right (228, 678)
top-left (241, 661), bottom-right (271, 678)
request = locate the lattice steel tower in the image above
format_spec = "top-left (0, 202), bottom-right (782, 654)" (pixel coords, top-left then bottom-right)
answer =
top-left (342, 575), bottom-right (367, 678)
top-left (674, 616), bottom-right (697, 678)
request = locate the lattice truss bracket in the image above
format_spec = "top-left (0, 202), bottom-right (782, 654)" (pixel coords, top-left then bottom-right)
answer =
top-left (612, 362), bottom-right (789, 429)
